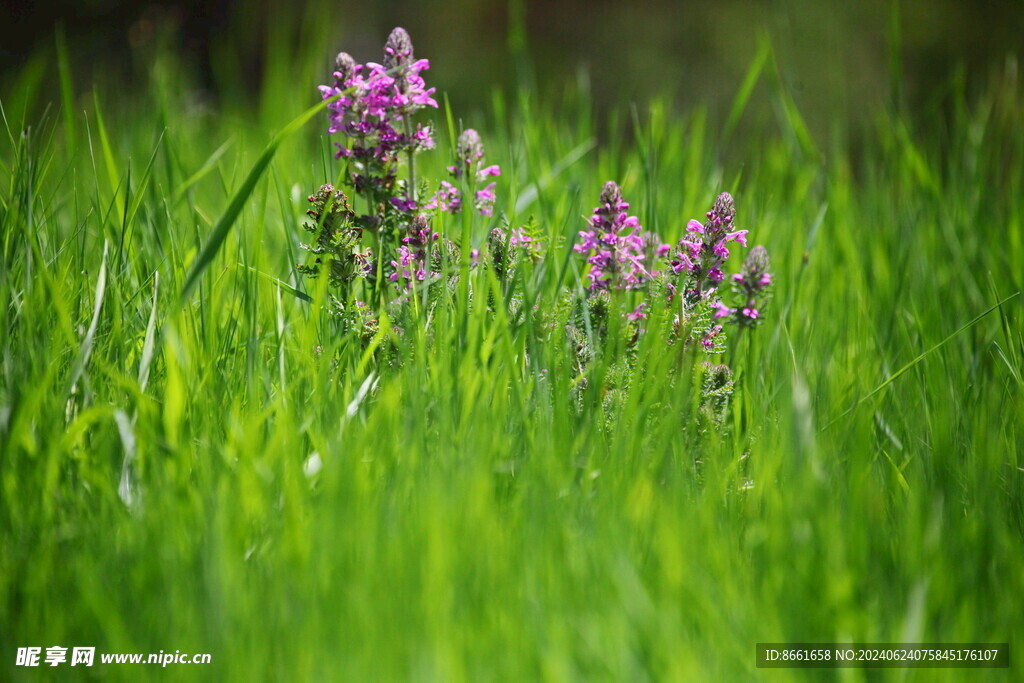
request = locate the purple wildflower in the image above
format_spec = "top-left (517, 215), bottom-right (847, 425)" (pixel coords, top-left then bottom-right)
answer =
top-left (318, 27), bottom-right (438, 174)
top-left (390, 214), bottom-right (440, 287)
top-left (475, 183), bottom-right (497, 216)
top-left (669, 192), bottom-right (749, 297)
top-left (731, 245), bottom-right (772, 326)
top-left (423, 181), bottom-right (462, 213)
top-left (711, 301), bottom-right (735, 319)
top-left (429, 129), bottom-right (501, 216)
top-left (575, 181), bottom-right (656, 290)
top-left (390, 197), bottom-right (418, 213)
top-left (726, 230), bottom-right (749, 246)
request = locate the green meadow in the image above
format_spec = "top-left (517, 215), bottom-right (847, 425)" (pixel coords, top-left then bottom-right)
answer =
top-left (2, 14), bottom-right (1022, 682)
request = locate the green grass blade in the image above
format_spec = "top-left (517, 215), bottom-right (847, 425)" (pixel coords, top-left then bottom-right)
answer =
top-left (68, 240), bottom-right (109, 394)
top-left (240, 264), bottom-right (313, 302)
top-left (124, 130), bottom-right (165, 233)
top-left (138, 271), bottom-right (159, 392)
top-left (176, 98), bottom-right (331, 308)
top-left (173, 137), bottom-right (233, 203)
top-left (92, 89), bottom-right (125, 219)
top-left (824, 291), bottom-right (1021, 429)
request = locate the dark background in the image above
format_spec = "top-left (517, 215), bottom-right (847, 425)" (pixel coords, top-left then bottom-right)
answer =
top-left (2, 0), bottom-right (1022, 133)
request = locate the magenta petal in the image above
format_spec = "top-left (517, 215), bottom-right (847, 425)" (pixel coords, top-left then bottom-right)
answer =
top-left (726, 229), bottom-right (749, 246)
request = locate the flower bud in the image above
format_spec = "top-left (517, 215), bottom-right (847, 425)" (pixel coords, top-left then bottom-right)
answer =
top-left (711, 192), bottom-right (735, 224)
top-left (334, 52), bottom-right (356, 84)
top-left (741, 245), bottom-right (771, 289)
top-left (384, 27), bottom-right (415, 70)
top-left (600, 181), bottom-right (623, 208)
top-left (456, 129), bottom-right (484, 168)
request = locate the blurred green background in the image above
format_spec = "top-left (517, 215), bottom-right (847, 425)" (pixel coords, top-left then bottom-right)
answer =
top-left (4, 0), bottom-right (1022, 136)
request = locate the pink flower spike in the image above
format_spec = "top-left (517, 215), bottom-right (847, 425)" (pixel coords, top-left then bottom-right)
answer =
top-left (742, 307), bottom-right (759, 319)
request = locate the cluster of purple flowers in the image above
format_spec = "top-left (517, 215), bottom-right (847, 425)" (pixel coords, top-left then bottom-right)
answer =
top-left (667, 192), bottom-right (772, 336)
top-left (314, 27), bottom-right (506, 297)
top-left (318, 28), bottom-right (438, 213)
top-left (310, 26), bottom-right (772, 366)
top-left (425, 129), bottom-right (501, 217)
top-left (574, 181), bottom-right (668, 290)
top-left (319, 28), bottom-right (438, 167)
top-left (712, 245), bottom-right (772, 326)
top-left (669, 192), bottom-right (749, 297)
top-left (571, 182), bottom-right (772, 356)
top-left (302, 26), bottom-right (777, 433)
top-left (390, 215), bottom-right (439, 286)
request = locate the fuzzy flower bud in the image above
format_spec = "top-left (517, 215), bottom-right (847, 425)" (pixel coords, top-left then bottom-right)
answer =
top-left (704, 363), bottom-right (733, 392)
top-left (456, 129), bottom-right (484, 168)
top-left (740, 245), bottom-right (772, 289)
top-left (699, 362), bottom-right (735, 425)
top-left (600, 180), bottom-right (623, 208)
top-left (711, 192), bottom-right (735, 224)
top-left (384, 27), bottom-right (415, 71)
top-left (334, 52), bottom-right (357, 85)
top-left (298, 184), bottom-right (370, 286)
top-left (727, 244), bottom-right (773, 326)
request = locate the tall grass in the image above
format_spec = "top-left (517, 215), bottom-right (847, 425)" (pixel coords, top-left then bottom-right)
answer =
top-left (1, 15), bottom-right (1022, 681)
